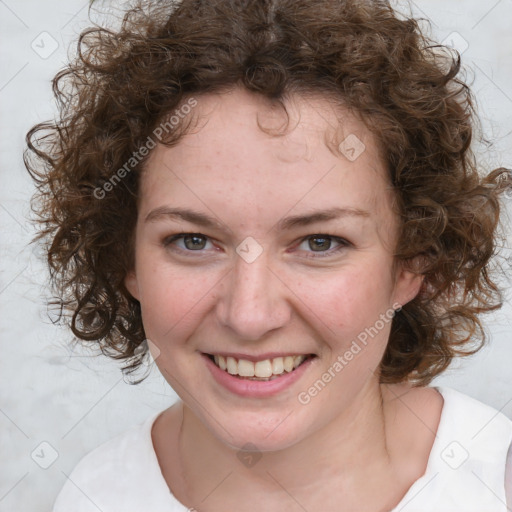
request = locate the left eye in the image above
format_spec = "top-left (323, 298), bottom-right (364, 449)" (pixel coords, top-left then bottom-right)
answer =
top-left (295, 235), bottom-right (349, 258)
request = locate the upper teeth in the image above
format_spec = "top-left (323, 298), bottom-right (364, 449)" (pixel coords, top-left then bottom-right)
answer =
top-left (213, 355), bottom-right (307, 377)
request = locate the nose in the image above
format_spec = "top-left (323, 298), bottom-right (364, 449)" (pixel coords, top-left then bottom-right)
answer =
top-left (215, 252), bottom-right (291, 341)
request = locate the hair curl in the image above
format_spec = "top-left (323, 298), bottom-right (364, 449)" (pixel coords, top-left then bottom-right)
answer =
top-left (25, 0), bottom-right (511, 385)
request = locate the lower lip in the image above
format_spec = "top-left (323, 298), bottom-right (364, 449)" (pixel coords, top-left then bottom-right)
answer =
top-left (202, 353), bottom-right (316, 398)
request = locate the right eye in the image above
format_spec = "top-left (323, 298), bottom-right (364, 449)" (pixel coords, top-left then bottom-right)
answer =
top-left (162, 233), bottom-right (216, 254)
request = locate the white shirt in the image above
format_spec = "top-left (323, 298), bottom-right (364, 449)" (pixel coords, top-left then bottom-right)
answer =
top-left (53, 386), bottom-right (512, 511)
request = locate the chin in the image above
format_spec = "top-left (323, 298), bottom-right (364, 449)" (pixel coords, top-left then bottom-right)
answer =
top-left (205, 408), bottom-right (314, 453)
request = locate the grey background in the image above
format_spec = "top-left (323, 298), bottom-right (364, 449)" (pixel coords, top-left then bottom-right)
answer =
top-left (1, 0), bottom-right (511, 510)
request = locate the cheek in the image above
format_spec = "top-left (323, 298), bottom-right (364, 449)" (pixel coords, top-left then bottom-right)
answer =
top-left (298, 264), bottom-right (395, 335)
top-left (136, 261), bottom-right (216, 343)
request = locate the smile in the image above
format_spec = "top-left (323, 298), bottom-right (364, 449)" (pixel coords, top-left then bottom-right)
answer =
top-left (206, 353), bottom-right (314, 381)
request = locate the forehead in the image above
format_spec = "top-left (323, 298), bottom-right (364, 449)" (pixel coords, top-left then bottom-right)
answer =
top-left (139, 87), bottom-right (394, 229)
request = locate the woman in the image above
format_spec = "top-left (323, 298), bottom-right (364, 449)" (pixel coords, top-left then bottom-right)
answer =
top-left (25, 0), bottom-right (512, 510)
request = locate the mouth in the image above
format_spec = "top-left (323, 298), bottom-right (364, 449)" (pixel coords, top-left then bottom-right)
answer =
top-left (204, 353), bottom-right (316, 381)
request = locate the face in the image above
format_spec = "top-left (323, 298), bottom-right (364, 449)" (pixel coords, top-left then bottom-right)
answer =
top-left (125, 87), bottom-right (422, 452)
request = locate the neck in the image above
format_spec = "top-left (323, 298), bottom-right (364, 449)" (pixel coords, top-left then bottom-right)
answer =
top-left (177, 378), bottom-right (403, 510)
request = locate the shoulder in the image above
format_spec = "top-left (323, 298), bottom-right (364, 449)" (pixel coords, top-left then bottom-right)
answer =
top-left (388, 383), bottom-right (512, 443)
top-left (434, 385), bottom-right (512, 446)
top-left (507, 441), bottom-right (512, 508)
top-left (52, 410), bottom-right (174, 512)
top-left (388, 385), bottom-right (512, 511)
top-left (417, 385), bottom-right (512, 468)
top-left (427, 386), bottom-right (512, 509)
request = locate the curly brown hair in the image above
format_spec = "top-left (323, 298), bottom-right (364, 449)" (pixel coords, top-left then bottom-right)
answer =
top-left (25, 0), bottom-right (511, 385)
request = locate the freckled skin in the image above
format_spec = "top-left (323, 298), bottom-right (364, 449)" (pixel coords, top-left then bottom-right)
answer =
top-left (125, 86), bottom-right (441, 511)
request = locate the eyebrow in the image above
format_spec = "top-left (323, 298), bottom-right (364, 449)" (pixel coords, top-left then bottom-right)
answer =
top-left (144, 206), bottom-right (370, 230)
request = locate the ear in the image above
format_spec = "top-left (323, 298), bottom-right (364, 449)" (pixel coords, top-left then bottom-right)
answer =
top-left (124, 270), bottom-right (140, 301)
top-left (392, 258), bottom-right (425, 308)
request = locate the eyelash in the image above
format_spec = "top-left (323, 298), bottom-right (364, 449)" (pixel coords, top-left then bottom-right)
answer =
top-left (161, 233), bottom-right (351, 259)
